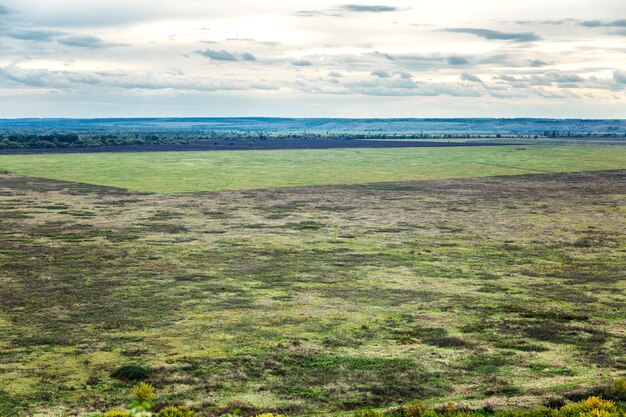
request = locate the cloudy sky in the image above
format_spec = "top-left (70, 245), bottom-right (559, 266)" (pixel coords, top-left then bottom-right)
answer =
top-left (0, 0), bottom-right (625, 118)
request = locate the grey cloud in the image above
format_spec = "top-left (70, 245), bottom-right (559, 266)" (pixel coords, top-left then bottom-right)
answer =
top-left (0, 63), bottom-right (279, 92)
top-left (371, 69), bottom-right (391, 78)
top-left (58, 35), bottom-right (124, 48)
top-left (461, 73), bottom-right (483, 83)
top-left (294, 10), bottom-right (320, 17)
top-left (294, 10), bottom-right (343, 17)
top-left (495, 71), bottom-right (623, 92)
top-left (515, 19), bottom-right (574, 25)
top-left (348, 77), bottom-right (484, 97)
top-left (444, 28), bottom-right (541, 42)
top-left (448, 56), bottom-right (469, 65)
top-left (259, 41), bottom-right (281, 47)
top-left (292, 59), bottom-right (312, 66)
top-left (295, 4), bottom-right (397, 18)
top-left (530, 72), bottom-right (583, 86)
top-left (328, 71), bottom-right (343, 78)
top-left (0, 63), bottom-right (100, 88)
top-left (240, 52), bottom-right (257, 61)
top-left (373, 52), bottom-right (453, 70)
top-left (196, 49), bottom-right (237, 61)
top-left (195, 49), bottom-right (256, 62)
top-left (529, 59), bottom-right (550, 67)
top-left (371, 70), bottom-right (412, 79)
top-left (7, 5), bottom-right (188, 28)
top-left (580, 20), bottom-right (626, 28)
top-left (498, 75), bottom-right (520, 82)
top-left (347, 78), bottom-right (418, 96)
top-left (0, 25), bottom-right (126, 48)
top-left (3, 29), bottom-right (65, 42)
top-left (341, 5), bottom-right (397, 13)
top-left (0, 4), bottom-right (13, 14)
top-left (374, 51), bottom-right (395, 61)
top-left (516, 19), bottom-right (626, 30)
top-left (472, 53), bottom-right (529, 68)
top-left (499, 72), bottom-right (585, 88)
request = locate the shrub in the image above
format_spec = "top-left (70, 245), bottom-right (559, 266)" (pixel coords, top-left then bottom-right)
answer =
top-left (111, 364), bottom-right (151, 381)
top-left (427, 337), bottom-right (467, 348)
top-left (254, 414), bottom-right (288, 417)
top-left (559, 397), bottom-right (618, 417)
top-left (158, 405), bottom-right (197, 417)
top-left (496, 407), bottom-right (556, 417)
top-left (383, 407), bottom-right (405, 417)
top-left (133, 383), bottom-right (156, 403)
top-left (354, 409), bottom-right (384, 417)
top-left (612, 377), bottom-right (626, 401)
top-left (104, 410), bottom-right (132, 417)
top-left (440, 403), bottom-right (458, 416)
top-left (546, 398), bottom-right (566, 409)
top-left (220, 409), bottom-right (241, 417)
top-left (405, 400), bottom-right (430, 417)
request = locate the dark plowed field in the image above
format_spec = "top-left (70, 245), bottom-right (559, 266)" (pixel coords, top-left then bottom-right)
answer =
top-left (0, 139), bottom-right (527, 155)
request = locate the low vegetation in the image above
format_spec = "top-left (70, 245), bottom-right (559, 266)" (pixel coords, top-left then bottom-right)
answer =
top-left (1, 145), bottom-right (626, 192)
top-left (90, 378), bottom-right (626, 417)
top-left (0, 168), bottom-right (624, 416)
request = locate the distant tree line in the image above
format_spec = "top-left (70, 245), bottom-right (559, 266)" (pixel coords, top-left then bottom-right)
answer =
top-left (0, 130), bottom-right (624, 149)
top-left (0, 132), bottom-right (192, 149)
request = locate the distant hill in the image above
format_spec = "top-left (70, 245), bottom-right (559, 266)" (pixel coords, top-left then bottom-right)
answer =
top-left (1, 117), bottom-right (625, 135)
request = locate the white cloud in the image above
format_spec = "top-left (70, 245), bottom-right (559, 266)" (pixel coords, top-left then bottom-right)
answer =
top-left (0, 0), bottom-right (624, 116)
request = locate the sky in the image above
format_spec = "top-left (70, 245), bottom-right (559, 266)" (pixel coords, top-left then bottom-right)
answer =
top-left (0, 0), bottom-right (625, 118)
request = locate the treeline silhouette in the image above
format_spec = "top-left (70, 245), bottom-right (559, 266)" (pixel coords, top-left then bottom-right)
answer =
top-left (1, 130), bottom-right (624, 149)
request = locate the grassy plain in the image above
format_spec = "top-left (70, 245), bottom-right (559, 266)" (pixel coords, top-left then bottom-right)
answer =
top-left (1, 145), bottom-right (626, 192)
top-left (0, 167), bottom-right (625, 416)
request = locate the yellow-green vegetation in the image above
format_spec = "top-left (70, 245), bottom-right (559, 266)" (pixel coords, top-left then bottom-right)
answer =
top-left (0, 168), bottom-right (625, 416)
top-left (158, 405), bottom-right (197, 417)
top-left (133, 383), bottom-right (156, 403)
top-left (1, 146), bottom-right (626, 192)
top-left (613, 378), bottom-right (626, 401)
top-left (95, 382), bottom-right (626, 417)
top-left (104, 411), bottom-right (133, 417)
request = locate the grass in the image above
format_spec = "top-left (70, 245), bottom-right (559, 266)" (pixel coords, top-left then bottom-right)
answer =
top-left (1, 145), bottom-right (625, 192)
top-left (0, 168), bottom-right (625, 416)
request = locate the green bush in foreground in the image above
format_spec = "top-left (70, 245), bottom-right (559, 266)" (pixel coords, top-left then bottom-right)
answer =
top-left (613, 378), bottom-right (626, 401)
top-left (111, 364), bottom-right (151, 382)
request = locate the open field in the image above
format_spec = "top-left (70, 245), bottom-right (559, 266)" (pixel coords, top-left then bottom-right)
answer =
top-left (0, 168), bottom-right (625, 416)
top-left (1, 145), bottom-right (626, 193)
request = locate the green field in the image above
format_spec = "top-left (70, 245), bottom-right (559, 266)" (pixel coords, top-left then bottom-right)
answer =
top-left (1, 144), bottom-right (625, 416)
top-left (2, 145), bottom-right (626, 192)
